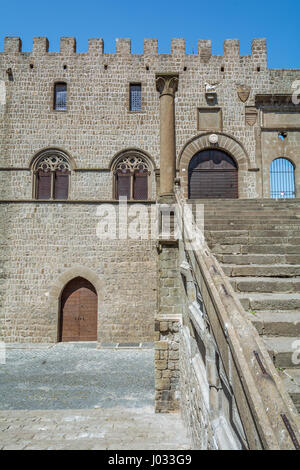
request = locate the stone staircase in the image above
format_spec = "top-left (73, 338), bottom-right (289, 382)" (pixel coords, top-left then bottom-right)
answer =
top-left (190, 199), bottom-right (300, 413)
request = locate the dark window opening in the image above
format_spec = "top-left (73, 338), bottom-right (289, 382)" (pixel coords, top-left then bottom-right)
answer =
top-left (130, 84), bottom-right (142, 112)
top-left (54, 83), bottom-right (67, 111)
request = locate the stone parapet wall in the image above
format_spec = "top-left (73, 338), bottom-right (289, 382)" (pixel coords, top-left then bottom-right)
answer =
top-left (154, 316), bottom-right (181, 413)
top-left (174, 188), bottom-right (300, 449)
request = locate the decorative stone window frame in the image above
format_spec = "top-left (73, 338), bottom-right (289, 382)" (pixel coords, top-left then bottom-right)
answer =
top-left (51, 80), bottom-right (69, 112)
top-left (177, 132), bottom-right (252, 199)
top-left (31, 148), bottom-right (74, 200)
top-left (110, 149), bottom-right (155, 200)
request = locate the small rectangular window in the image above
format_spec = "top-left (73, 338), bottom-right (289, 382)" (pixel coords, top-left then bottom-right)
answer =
top-left (129, 84), bottom-right (141, 112)
top-left (54, 83), bottom-right (67, 111)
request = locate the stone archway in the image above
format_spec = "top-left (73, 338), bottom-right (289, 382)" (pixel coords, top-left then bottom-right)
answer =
top-left (188, 149), bottom-right (238, 199)
top-left (47, 266), bottom-right (104, 342)
top-left (59, 277), bottom-right (98, 342)
top-left (178, 132), bottom-right (251, 198)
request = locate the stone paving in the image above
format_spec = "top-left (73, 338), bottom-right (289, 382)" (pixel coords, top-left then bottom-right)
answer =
top-left (0, 408), bottom-right (191, 450)
top-left (0, 343), bottom-right (191, 450)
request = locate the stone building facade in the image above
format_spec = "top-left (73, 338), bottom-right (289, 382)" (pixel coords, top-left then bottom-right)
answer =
top-left (0, 36), bottom-right (299, 346)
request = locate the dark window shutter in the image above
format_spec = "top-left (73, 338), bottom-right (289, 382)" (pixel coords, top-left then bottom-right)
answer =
top-left (54, 170), bottom-right (69, 200)
top-left (133, 171), bottom-right (148, 200)
top-left (37, 170), bottom-right (51, 199)
top-left (117, 173), bottom-right (131, 199)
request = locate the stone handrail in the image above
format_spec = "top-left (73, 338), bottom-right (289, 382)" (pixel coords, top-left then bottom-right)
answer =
top-left (175, 187), bottom-right (300, 450)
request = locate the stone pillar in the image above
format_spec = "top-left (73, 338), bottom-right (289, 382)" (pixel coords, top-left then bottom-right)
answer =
top-left (156, 74), bottom-right (179, 197)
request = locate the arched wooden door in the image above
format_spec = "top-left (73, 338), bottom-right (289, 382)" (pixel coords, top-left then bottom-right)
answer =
top-left (188, 149), bottom-right (238, 199)
top-left (60, 277), bottom-right (98, 342)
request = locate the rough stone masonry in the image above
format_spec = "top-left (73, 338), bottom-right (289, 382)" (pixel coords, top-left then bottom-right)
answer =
top-left (0, 36), bottom-right (299, 345)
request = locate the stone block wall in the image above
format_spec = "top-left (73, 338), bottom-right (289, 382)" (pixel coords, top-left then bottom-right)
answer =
top-left (154, 317), bottom-right (181, 413)
top-left (0, 202), bottom-right (157, 344)
top-left (1, 37), bottom-right (298, 202)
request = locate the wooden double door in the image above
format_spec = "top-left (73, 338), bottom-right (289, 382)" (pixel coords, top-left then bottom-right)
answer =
top-left (188, 149), bottom-right (238, 199)
top-left (60, 277), bottom-right (98, 342)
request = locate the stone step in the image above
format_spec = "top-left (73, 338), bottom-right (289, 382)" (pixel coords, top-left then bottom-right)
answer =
top-left (231, 277), bottom-right (300, 294)
top-left (249, 311), bottom-right (300, 336)
top-left (199, 209), bottom-right (300, 215)
top-left (205, 230), bottom-right (300, 239)
top-left (202, 216), bottom-right (300, 223)
top-left (222, 264), bottom-right (300, 278)
top-left (187, 198), bottom-right (300, 207)
top-left (263, 336), bottom-right (300, 368)
top-left (204, 224), bottom-right (300, 231)
top-left (216, 254), bottom-right (300, 265)
top-left (207, 236), bottom-right (300, 246)
top-left (239, 293), bottom-right (300, 311)
top-left (211, 244), bottom-right (300, 255)
top-left (279, 369), bottom-right (300, 413)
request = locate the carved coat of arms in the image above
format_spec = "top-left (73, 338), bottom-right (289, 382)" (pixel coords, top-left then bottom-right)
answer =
top-left (237, 85), bottom-right (251, 102)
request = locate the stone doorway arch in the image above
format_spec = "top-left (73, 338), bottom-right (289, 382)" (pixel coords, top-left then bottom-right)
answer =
top-left (59, 277), bottom-right (98, 342)
top-left (188, 149), bottom-right (238, 199)
top-left (47, 266), bottom-right (104, 342)
top-left (178, 132), bottom-right (251, 198)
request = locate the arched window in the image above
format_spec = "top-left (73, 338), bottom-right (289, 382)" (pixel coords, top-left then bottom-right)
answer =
top-left (114, 154), bottom-right (150, 200)
top-left (54, 82), bottom-right (67, 110)
top-left (33, 150), bottom-right (71, 200)
top-left (270, 158), bottom-right (295, 198)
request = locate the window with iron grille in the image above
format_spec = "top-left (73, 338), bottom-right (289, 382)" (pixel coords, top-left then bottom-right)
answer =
top-left (129, 84), bottom-right (142, 112)
top-left (270, 158), bottom-right (296, 199)
top-left (54, 83), bottom-right (67, 111)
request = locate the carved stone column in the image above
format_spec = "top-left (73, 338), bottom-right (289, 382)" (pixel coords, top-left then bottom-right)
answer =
top-left (156, 73), bottom-right (179, 197)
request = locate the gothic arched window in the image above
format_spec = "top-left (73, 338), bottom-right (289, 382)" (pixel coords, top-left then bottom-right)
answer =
top-left (114, 154), bottom-right (150, 200)
top-left (33, 150), bottom-right (71, 200)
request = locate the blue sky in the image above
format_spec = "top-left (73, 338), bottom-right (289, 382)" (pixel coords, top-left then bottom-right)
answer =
top-left (0, 0), bottom-right (299, 68)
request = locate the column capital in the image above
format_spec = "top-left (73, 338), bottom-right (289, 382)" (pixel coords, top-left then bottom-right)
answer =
top-left (156, 73), bottom-right (179, 97)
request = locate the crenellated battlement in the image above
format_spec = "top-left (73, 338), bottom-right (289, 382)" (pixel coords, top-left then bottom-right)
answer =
top-left (1, 36), bottom-right (267, 60)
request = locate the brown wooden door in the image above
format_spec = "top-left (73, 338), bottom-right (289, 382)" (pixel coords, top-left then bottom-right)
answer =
top-left (60, 277), bottom-right (98, 342)
top-left (188, 150), bottom-right (238, 199)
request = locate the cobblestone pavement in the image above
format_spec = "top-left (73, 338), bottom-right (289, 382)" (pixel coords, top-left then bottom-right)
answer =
top-left (0, 343), bottom-right (191, 450)
top-left (0, 408), bottom-right (191, 450)
top-left (0, 343), bottom-right (155, 410)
